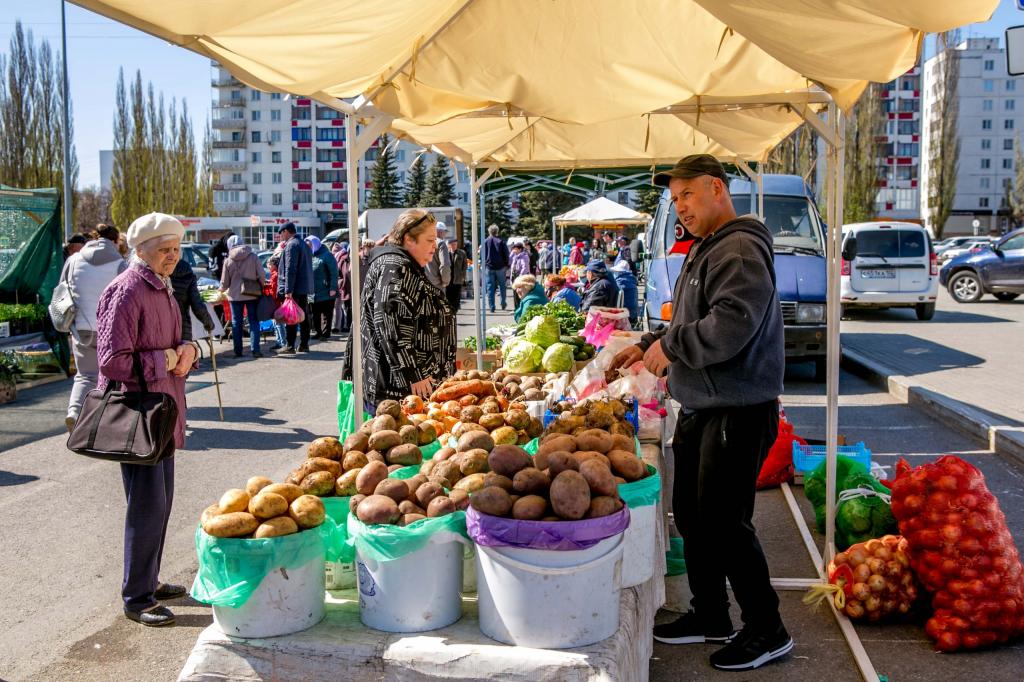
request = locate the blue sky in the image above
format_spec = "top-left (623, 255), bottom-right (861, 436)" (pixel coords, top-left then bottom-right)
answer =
top-left (2, 0), bottom-right (1022, 189)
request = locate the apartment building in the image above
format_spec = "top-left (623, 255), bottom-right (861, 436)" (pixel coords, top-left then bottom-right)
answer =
top-left (875, 63), bottom-right (923, 220)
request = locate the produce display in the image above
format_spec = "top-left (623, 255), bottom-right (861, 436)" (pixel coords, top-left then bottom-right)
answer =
top-left (890, 456), bottom-right (1024, 652)
top-left (820, 535), bottom-right (920, 622)
top-left (517, 300), bottom-right (585, 335)
top-left (491, 367), bottom-right (569, 404)
top-left (504, 311), bottom-right (594, 374)
top-left (805, 455), bottom-right (893, 546)
top-left (200, 480), bottom-right (327, 539)
top-left (349, 474), bottom-right (462, 527)
top-left (463, 335), bottom-right (502, 352)
top-left (545, 397), bottom-right (636, 439)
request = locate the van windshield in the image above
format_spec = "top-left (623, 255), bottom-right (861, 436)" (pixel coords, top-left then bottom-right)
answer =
top-left (732, 194), bottom-right (823, 255)
top-left (855, 229), bottom-right (927, 259)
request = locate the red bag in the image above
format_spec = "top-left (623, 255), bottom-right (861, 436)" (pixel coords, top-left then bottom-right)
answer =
top-left (274, 298), bottom-right (305, 325)
top-left (890, 455), bottom-right (1024, 651)
top-left (756, 420), bottom-right (803, 489)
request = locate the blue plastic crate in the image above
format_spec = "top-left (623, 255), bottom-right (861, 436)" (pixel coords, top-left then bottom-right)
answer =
top-left (792, 441), bottom-right (871, 475)
top-left (543, 397), bottom-right (639, 432)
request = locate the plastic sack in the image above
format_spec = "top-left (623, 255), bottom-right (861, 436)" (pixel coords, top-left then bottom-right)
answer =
top-left (666, 537), bottom-right (687, 576)
top-left (756, 420), bottom-right (805, 490)
top-left (390, 464), bottom-right (422, 480)
top-left (466, 504), bottom-right (630, 551)
top-left (637, 405), bottom-right (663, 441)
top-left (568, 360), bottom-right (608, 400)
top-left (420, 439), bottom-right (442, 461)
top-left (582, 307), bottom-right (631, 348)
top-left (322, 497), bottom-right (356, 564)
top-left (347, 511), bottom-right (469, 562)
top-left (618, 464), bottom-right (660, 508)
top-left (607, 361), bottom-right (660, 404)
top-left (190, 520), bottom-right (342, 608)
top-left (834, 486), bottom-right (897, 551)
top-left (336, 381), bottom-right (372, 440)
top-left (804, 455), bottom-right (887, 533)
top-left (274, 297), bottom-right (305, 325)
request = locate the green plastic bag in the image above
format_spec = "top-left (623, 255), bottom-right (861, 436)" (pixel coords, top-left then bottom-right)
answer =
top-left (391, 465), bottom-right (422, 480)
top-left (619, 464), bottom-right (661, 508)
top-left (420, 439), bottom-right (442, 460)
top-left (337, 381), bottom-right (371, 440)
top-left (346, 511), bottom-right (469, 562)
top-left (835, 487), bottom-right (897, 551)
top-left (190, 519), bottom-right (343, 608)
top-left (666, 537), bottom-right (687, 576)
top-left (805, 456), bottom-right (888, 533)
top-left (321, 497), bottom-right (356, 564)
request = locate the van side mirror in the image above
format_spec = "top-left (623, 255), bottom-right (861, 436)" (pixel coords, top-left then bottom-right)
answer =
top-left (841, 237), bottom-right (858, 261)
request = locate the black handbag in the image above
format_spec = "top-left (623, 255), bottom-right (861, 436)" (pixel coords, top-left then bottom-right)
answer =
top-left (241, 277), bottom-right (262, 298)
top-left (67, 353), bottom-right (179, 465)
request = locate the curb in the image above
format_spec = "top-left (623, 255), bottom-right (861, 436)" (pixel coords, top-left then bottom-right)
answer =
top-left (841, 347), bottom-right (1024, 470)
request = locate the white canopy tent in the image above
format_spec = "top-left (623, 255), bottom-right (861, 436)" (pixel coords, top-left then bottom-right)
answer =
top-left (550, 197), bottom-right (651, 275)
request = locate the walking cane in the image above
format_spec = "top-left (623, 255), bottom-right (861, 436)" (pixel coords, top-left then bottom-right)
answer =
top-left (207, 338), bottom-right (224, 421)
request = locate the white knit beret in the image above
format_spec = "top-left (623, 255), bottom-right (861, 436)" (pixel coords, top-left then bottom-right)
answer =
top-left (126, 212), bottom-right (185, 249)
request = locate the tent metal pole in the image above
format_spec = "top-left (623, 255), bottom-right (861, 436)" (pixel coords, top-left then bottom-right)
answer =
top-left (551, 217), bottom-right (557, 274)
top-left (756, 170), bottom-right (765, 219)
top-left (346, 113), bottom-right (365, 426)
top-left (471, 166), bottom-right (484, 368)
top-left (734, 159), bottom-right (758, 217)
top-left (59, 0), bottom-right (73, 240)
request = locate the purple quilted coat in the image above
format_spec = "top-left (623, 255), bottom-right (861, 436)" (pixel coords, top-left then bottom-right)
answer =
top-left (96, 261), bottom-right (187, 448)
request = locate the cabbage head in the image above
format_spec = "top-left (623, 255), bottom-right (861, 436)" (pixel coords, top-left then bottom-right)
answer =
top-left (542, 343), bottom-right (576, 373)
top-left (524, 315), bottom-right (561, 349)
top-left (504, 340), bottom-right (543, 373)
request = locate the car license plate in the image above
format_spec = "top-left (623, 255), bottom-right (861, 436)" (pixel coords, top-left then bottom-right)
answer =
top-left (861, 269), bottom-right (895, 279)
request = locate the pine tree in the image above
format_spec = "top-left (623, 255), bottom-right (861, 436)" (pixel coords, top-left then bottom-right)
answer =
top-left (403, 154), bottom-right (428, 207)
top-left (366, 134), bottom-right (402, 208)
top-left (484, 194), bottom-right (513, 233)
top-left (422, 154), bottom-right (456, 207)
top-left (633, 187), bottom-right (662, 216)
top-left (516, 191), bottom-right (581, 241)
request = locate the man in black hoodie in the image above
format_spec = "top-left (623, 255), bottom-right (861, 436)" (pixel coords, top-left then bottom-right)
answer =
top-left (612, 155), bottom-right (789, 672)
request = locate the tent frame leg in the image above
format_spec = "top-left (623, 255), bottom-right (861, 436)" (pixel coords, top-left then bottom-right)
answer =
top-left (470, 165), bottom-right (497, 368)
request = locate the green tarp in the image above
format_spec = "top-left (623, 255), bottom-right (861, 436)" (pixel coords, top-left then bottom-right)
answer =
top-left (0, 186), bottom-right (62, 304)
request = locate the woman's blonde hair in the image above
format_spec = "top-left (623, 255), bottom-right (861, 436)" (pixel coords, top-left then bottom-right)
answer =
top-left (387, 209), bottom-right (436, 246)
top-left (512, 274), bottom-right (536, 292)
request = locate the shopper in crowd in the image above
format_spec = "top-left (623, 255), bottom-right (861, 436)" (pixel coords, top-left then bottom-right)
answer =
top-left (266, 254), bottom-right (286, 350)
top-left (610, 259), bottom-right (639, 327)
top-left (353, 209), bottom-right (456, 408)
top-left (543, 273), bottom-right (581, 311)
top-left (424, 221), bottom-right (453, 291)
top-left (447, 238), bottom-right (468, 313)
top-left (569, 240), bottom-right (585, 266)
top-left (615, 235), bottom-right (637, 276)
top-left (509, 242), bottom-right (531, 308)
top-left (579, 259), bottom-right (619, 313)
top-left (589, 237), bottom-right (605, 261)
top-left (117, 234), bottom-right (130, 259)
top-left (97, 212), bottom-right (199, 627)
top-left (483, 224), bottom-right (510, 313)
top-left (333, 242), bottom-right (352, 334)
top-left (524, 239), bottom-right (539, 275)
top-left (207, 233), bottom-right (232, 282)
top-left (276, 222), bottom-right (314, 354)
top-left (359, 238), bottom-right (375, 276)
top-left (63, 233), bottom-right (88, 260)
top-left (219, 234), bottom-right (266, 358)
top-left (511, 274), bottom-right (547, 323)
top-left (61, 223), bottom-right (128, 432)
top-left (537, 241), bottom-right (554, 273)
top-left (306, 235), bottom-right (339, 341)
top-left (610, 154), bottom-right (790, 671)
top-left (170, 251), bottom-right (215, 343)
top-left (561, 242), bottom-right (572, 267)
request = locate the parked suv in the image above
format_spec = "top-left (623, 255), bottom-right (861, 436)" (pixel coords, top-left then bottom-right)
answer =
top-left (939, 227), bottom-right (1024, 303)
top-left (644, 174), bottom-right (829, 380)
top-left (839, 222), bottom-right (938, 320)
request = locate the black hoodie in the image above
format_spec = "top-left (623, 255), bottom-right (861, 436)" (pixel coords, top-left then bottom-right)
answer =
top-left (639, 215), bottom-right (784, 410)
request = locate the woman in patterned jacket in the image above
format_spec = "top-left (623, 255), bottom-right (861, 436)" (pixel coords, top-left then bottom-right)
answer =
top-left (357, 209), bottom-right (456, 408)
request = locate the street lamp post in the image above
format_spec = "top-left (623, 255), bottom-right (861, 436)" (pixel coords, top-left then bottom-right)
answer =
top-left (60, 0), bottom-right (74, 239)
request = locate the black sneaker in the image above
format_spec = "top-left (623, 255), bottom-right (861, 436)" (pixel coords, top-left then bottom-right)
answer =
top-left (297, 344), bottom-right (310, 352)
top-left (276, 346), bottom-right (296, 355)
top-left (709, 623), bottom-right (793, 671)
top-left (653, 610), bottom-right (735, 645)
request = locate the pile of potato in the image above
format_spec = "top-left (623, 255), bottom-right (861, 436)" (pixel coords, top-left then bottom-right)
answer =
top-left (545, 397), bottom-right (635, 439)
top-left (200, 478), bottom-right (326, 539)
top-left (491, 367), bottom-right (569, 403)
top-left (350, 472), bottom-right (465, 527)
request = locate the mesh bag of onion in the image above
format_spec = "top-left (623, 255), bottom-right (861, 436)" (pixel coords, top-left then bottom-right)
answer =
top-left (890, 455), bottom-right (1024, 651)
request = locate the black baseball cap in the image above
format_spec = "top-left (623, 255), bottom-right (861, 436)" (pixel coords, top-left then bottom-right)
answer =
top-left (653, 154), bottom-right (728, 187)
top-left (277, 222), bottom-right (297, 234)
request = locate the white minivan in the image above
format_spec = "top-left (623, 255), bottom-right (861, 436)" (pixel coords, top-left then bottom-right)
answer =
top-left (840, 221), bottom-right (939, 320)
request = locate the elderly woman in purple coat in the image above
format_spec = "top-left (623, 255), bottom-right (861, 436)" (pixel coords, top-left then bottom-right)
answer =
top-left (96, 212), bottom-right (200, 627)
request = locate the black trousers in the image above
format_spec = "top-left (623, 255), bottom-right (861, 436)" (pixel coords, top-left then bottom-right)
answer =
top-left (286, 297), bottom-right (311, 349)
top-left (672, 399), bottom-right (781, 631)
top-left (121, 456), bottom-right (175, 613)
top-left (311, 299), bottom-right (335, 339)
top-left (445, 282), bottom-right (463, 313)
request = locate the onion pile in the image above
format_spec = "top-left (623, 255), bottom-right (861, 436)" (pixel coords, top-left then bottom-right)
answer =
top-left (828, 535), bottom-right (919, 621)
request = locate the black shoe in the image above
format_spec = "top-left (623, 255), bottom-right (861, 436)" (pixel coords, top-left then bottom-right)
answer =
top-left (298, 345), bottom-right (310, 352)
top-left (276, 346), bottom-right (296, 355)
top-left (710, 623), bottom-right (793, 671)
top-left (653, 610), bottom-right (735, 645)
top-left (251, 350), bottom-right (263, 358)
top-left (154, 582), bottom-right (187, 600)
top-left (124, 605), bottom-right (176, 627)
top-left (233, 352), bottom-right (244, 358)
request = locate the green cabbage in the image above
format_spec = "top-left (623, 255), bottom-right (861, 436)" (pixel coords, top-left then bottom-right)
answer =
top-left (504, 340), bottom-right (543, 373)
top-left (541, 343), bottom-right (576, 373)
top-left (524, 315), bottom-right (561, 349)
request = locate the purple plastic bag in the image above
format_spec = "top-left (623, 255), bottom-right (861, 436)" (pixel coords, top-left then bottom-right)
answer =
top-left (466, 505), bottom-right (630, 551)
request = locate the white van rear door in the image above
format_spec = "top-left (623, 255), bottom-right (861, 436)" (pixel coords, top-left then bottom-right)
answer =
top-left (850, 229), bottom-right (900, 293)
top-left (895, 229), bottom-right (930, 293)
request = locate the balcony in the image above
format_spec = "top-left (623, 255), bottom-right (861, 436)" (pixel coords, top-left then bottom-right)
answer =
top-left (212, 160), bottom-right (247, 171)
top-left (212, 118), bottom-right (245, 130)
top-left (212, 75), bottom-right (242, 87)
top-left (212, 98), bottom-right (246, 109)
top-left (214, 201), bottom-right (248, 213)
top-left (213, 140), bottom-right (246, 149)
top-left (213, 182), bottom-right (247, 191)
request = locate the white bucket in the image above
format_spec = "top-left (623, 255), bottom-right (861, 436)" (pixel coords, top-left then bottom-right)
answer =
top-left (621, 503), bottom-right (656, 588)
top-left (476, 533), bottom-right (624, 648)
top-left (357, 535), bottom-right (465, 632)
top-left (212, 555), bottom-right (325, 638)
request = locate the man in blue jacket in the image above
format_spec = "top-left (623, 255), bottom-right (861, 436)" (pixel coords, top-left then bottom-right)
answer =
top-left (611, 155), bottom-right (790, 672)
top-left (483, 224), bottom-right (510, 313)
top-left (276, 222), bottom-right (314, 354)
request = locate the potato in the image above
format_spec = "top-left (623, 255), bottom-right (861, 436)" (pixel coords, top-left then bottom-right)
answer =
top-left (203, 511), bottom-right (259, 538)
top-left (526, 417), bottom-right (544, 438)
top-left (575, 429), bottom-right (614, 454)
top-left (308, 436), bottom-right (344, 461)
top-left (300, 470), bottom-right (336, 496)
top-left (200, 503), bottom-right (221, 526)
top-left (478, 413), bottom-right (505, 431)
top-left (254, 515), bottom-right (299, 538)
top-left (458, 448), bottom-right (489, 475)
top-left (609, 420), bottom-right (634, 438)
top-left (245, 476), bottom-right (274, 498)
top-left (388, 464), bottom-right (403, 473)
top-left (368, 430), bottom-right (402, 452)
top-left (342, 450), bottom-right (369, 471)
top-left (456, 430), bottom-right (493, 453)
top-left (441, 400), bottom-right (462, 418)
top-left (356, 460), bottom-right (389, 496)
top-left (349, 493), bottom-right (366, 514)
top-left (404, 474), bottom-right (428, 497)
top-left (358, 419), bottom-right (374, 436)
top-left (579, 459), bottom-right (617, 497)
top-left (609, 434), bottom-right (634, 453)
top-left (395, 414), bottom-right (413, 429)
top-left (503, 410), bottom-right (530, 430)
top-left (365, 449), bottom-right (385, 464)
top-left (613, 476), bottom-right (627, 485)
top-left (402, 394), bottom-right (425, 414)
top-left (418, 422), bottom-right (439, 445)
top-left (452, 421), bottom-right (487, 439)
top-left (356, 494), bottom-right (400, 525)
top-left (415, 481), bottom-right (445, 508)
top-left (537, 434), bottom-right (577, 456)
top-left (546, 451), bottom-right (580, 477)
top-left (512, 495), bottom-right (548, 520)
top-left (427, 496), bottom-right (457, 518)
top-left (399, 500), bottom-right (426, 516)
top-left (343, 431), bottom-right (370, 455)
top-left (301, 457), bottom-right (343, 479)
top-left (419, 459), bottom-right (436, 477)
top-left (458, 394), bottom-right (479, 407)
top-left (533, 451), bottom-right (550, 471)
top-left (449, 488), bottom-right (470, 510)
top-left (399, 424), bottom-right (420, 445)
top-left (549, 470), bottom-right (591, 520)
top-left (399, 513), bottom-right (426, 527)
top-left (460, 405), bottom-right (484, 423)
top-left (376, 399), bottom-right (402, 419)
top-left (479, 400), bottom-right (502, 415)
top-left (470, 486), bottom-right (513, 517)
top-left (454, 472), bottom-right (488, 494)
top-left (488, 444), bottom-right (531, 478)
top-left (374, 478), bottom-right (410, 504)
top-left (588, 496), bottom-right (624, 519)
top-left (429, 459), bottom-right (462, 489)
top-left (434, 446), bottom-right (457, 462)
top-left (573, 450), bottom-right (610, 469)
top-left (219, 489), bottom-right (250, 514)
top-left (261, 483), bottom-right (304, 504)
top-left (483, 472), bottom-right (514, 491)
top-left (370, 414), bottom-right (396, 434)
top-left (490, 426), bottom-right (518, 446)
top-left (608, 449), bottom-right (646, 482)
top-left (409, 413), bottom-right (427, 425)
top-left (427, 407), bottom-right (445, 422)
top-left (512, 468), bottom-right (551, 496)
top-left (386, 443), bottom-right (423, 466)
top-left (248, 492), bottom-right (289, 520)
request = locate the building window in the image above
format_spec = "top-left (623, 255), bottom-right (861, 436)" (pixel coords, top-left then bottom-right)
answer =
top-left (983, 99), bottom-right (994, 111)
top-left (1006, 99), bottom-right (1016, 111)
top-left (272, 172), bottom-right (282, 184)
top-left (272, 193), bottom-right (282, 206)
top-left (1006, 119), bottom-right (1016, 130)
top-left (292, 168), bottom-right (312, 183)
top-left (982, 139), bottom-right (992, 150)
top-left (251, 151), bottom-right (262, 163)
top-left (271, 151), bottom-right (282, 163)
top-left (271, 109), bottom-right (282, 121)
top-left (395, 149), bottom-right (406, 161)
top-left (317, 148), bottom-right (344, 162)
top-left (980, 177), bottom-right (991, 189)
top-left (292, 127), bottom-right (311, 141)
top-left (317, 126), bottom-right (343, 141)
top-left (981, 158), bottom-right (991, 169)
top-left (270, 130), bottom-right (281, 143)
top-left (1008, 80), bottom-right (1017, 92)
top-left (979, 197), bottom-right (989, 208)
top-left (364, 148), bottom-right (379, 161)
top-left (251, 130), bottom-right (261, 143)
top-left (317, 191), bottom-right (344, 203)
top-left (251, 110), bottom-right (261, 121)
top-left (983, 119), bottom-right (993, 130)
top-left (230, 173), bottom-right (242, 183)
top-left (1005, 139), bottom-right (1014, 150)
top-left (896, 120), bottom-right (918, 135)
top-left (1003, 158), bottom-right (1013, 170)
top-left (1004, 177), bottom-right (1013, 189)
top-left (985, 59), bottom-right (995, 71)
top-left (229, 90), bottom-right (242, 101)
top-left (457, 170), bottom-right (469, 183)
top-left (316, 106), bottom-right (342, 120)
top-left (293, 107), bottom-right (311, 120)
top-left (317, 169), bottom-right (344, 183)
top-left (896, 142), bottom-right (919, 156)
top-left (271, 92), bottom-right (283, 100)
top-left (293, 191), bottom-right (311, 203)
top-left (251, 193), bottom-right (261, 205)
top-left (898, 98), bottom-right (919, 113)
top-left (984, 80), bottom-right (994, 92)
top-left (292, 148), bottom-right (311, 162)
top-left (1001, 195), bottom-right (1009, 208)
top-left (250, 89), bottom-right (261, 101)
top-left (252, 172), bottom-right (262, 185)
